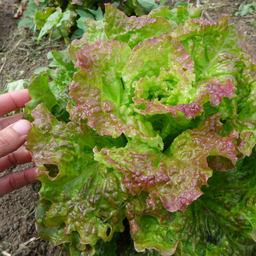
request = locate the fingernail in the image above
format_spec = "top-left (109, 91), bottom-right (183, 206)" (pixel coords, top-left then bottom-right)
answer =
top-left (12, 120), bottom-right (32, 136)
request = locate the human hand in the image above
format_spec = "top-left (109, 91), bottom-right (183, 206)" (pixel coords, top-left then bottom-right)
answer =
top-left (0, 89), bottom-right (38, 197)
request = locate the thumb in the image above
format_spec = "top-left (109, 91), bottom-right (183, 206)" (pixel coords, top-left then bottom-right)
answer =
top-left (0, 120), bottom-right (32, 158)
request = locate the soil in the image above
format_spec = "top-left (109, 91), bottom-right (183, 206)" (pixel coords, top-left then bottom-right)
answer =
top-left (0, 0), bottom-right (256, 255)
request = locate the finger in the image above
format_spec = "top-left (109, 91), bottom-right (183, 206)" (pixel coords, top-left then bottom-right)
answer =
top-left (0, 147), bottom-right (32, 173)
top-left (0, 89), bottom-right (31, 116)
top-left (0, 119), bottom-right (32, 158)
top-left (0, 167), bottom-right (38, 197)
top-left (0, 112), bottom-right (24, 130)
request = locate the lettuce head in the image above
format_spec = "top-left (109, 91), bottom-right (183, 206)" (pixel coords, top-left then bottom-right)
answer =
top-left (25, 4), bottom-right (256, 256)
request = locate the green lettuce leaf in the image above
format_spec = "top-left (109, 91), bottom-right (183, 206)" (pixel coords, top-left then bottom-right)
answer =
top-left (128, 148), bottom-right (256, 255)
top-left (104, 4), bottom-right (172, 49)
top-left (26, 49), bottom-right (77, 122)
top-left (69, 18), bottom-right (106, 61)
top-left (171, 15), bottom-right (255, 103)
top-left (68, 38), bottom-right (163, 149)
top-left (26, 71), bottom-right (58, 116)
top-left (95, 113), bottom-right (238, 213)
top-left (28, 104), bottom-right (130, 248)
top-left (150, 5), bottom-right (202, 28)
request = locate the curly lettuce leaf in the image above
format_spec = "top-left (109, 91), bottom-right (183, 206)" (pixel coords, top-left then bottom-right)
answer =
top-left (28, 104), bottom-right (130, 251)
top-left (220, 83), bottom-right (256, 157)
top-left (150, 5), bottom-right (202, 28)
top-left (95, 113), bottom-right (238, 213)
top-left (127, 148), bottom-right (256, 255)
top-left (104, 4), bottom-right (173, 49)
top-left (68, 38), bottom-right (163, 149)
top-left (123, 35), bottom-right (235, 127)
top-left (69, 18), bottom-right (106, 61)
top-left (171, 15), bottom-right (256, 106)
top-left (122, 34), bottom-right (195, 105)
top-left (69, 4), bottom-right (200, 62)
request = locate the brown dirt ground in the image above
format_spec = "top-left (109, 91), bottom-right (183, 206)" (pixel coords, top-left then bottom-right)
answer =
top-left (0, 0), bottom-right (256, 255)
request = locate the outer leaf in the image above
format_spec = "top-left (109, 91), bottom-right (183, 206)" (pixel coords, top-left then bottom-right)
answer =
top-left (104, 3), bottom-right (173, 49)
top-left (150, 6), bottom-right (202, 28)
top-left (69, 18), bottom-right (106, 61)
top-left (171, 15), bottom-right (255, 101)
top-left (127, 149), bottom-right (256, 255)
top-left (36, 200), bottom-right (81, 248)
top-left (26, 72), bottom-right (58, 115)
top-left (28, 104), bottom-right (130, 251)
top-left (26, 50), bottom-right (77, 122)
top-left (221, 84), bottom-right (256, 157)
top-left (72, 39), bottom-right (130, 106)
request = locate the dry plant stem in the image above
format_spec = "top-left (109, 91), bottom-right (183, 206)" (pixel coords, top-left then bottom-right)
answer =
top-left (2, 29), bottom-right (24, 54)
top-left (1, 251), bottom-right (11, 256)
top-left (22, 38), bottom-right (60, 63)
top-left (13, 7), bottom-right (23, 18)
top-left (0, 37), bottom-right (24, 74)
top-left (13, 1), bottom-right (28, 18)
top-left (20, 237), bottom-right (40, 247)
top-left (0, 57), bottom-right (7, 75)
top-left (203, 10), bottom-right (213, 21)
top-left (21, 1), bottom-right (28, 8)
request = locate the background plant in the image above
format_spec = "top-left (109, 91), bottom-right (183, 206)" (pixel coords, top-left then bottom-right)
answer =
top-left (235, 0), bottom-right (256, 16)
top-left (235, 0), bottom-right (256, 29)
top-left (18, 0), bottom-right (167, 42)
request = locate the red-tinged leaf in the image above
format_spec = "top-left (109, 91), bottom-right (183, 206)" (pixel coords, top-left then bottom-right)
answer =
top-left (69, 39), bottom-right (163, 149)
top-left (69, 18), bottom-right (106, 61)
top-left (104, 3), bottom-right (173, 49)
top-left (95, 114), bottom-right (238, 212)
top-left (27, 103), bottom-right (95, 185)
top-left (27, 103), bottom-right (130, 247)
top-left (171, 15), bottom-right (255, 103)
top-left (222, 118), bottom-right (256, 157)
top-left (123, 35), bottom-right (195, 106)
top-left (133, 76), bottom-right (235, 123)
top-left (69, 38), bottom-right (130, 137)
top-left (196, 78), bottom-right (235, 106)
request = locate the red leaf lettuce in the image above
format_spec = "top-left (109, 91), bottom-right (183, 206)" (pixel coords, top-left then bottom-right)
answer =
top-left (25, 3), bottom-right (256, 256)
